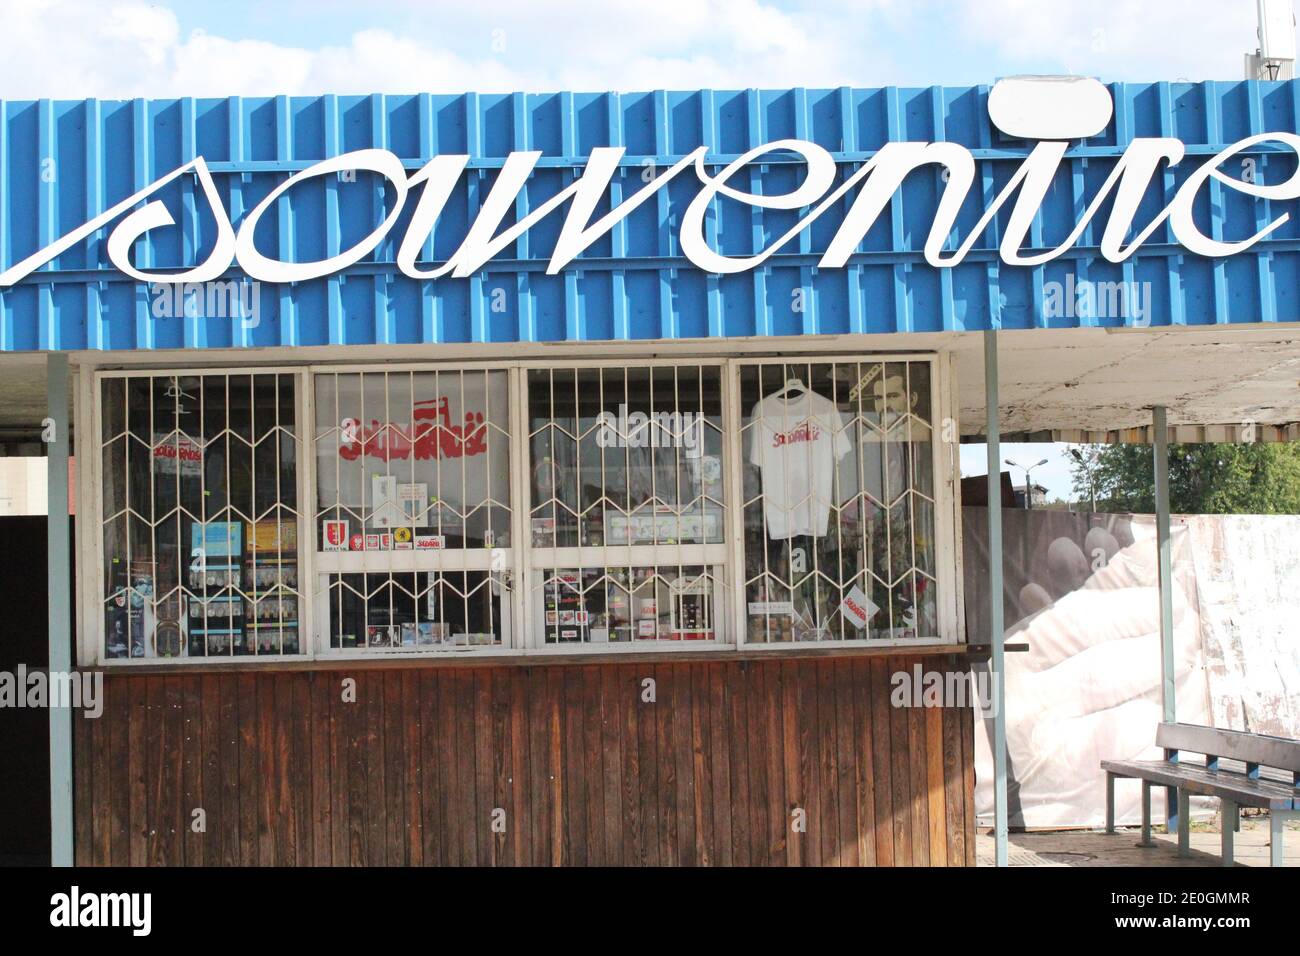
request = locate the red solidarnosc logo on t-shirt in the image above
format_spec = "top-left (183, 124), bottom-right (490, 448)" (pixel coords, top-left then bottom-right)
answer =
top-left (771, 419), bottom-right (822, 448)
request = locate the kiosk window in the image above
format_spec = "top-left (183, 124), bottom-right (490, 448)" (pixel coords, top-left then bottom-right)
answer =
top-left (738, 360), bottom-right (938, 643)
top-left (312, 369), bottom-right (513, 651)
top-left (99, 372), bottom-right (303, 659)
top-left (93, 356), bottom-right (950, 664)
top-left (525, 364), bottom-right (727, 644)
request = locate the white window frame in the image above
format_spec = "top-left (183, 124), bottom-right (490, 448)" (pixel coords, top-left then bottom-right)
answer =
top-left (84, 366), bottom-right (313, 667)
top-left (729, 352), bottom-right (962, 650)
top-left (305, 362), bottom-right (523, 659)
top-left (517, 357), bottom-right (733, 656)
top-left (78, 350), bottom-right (963, 668)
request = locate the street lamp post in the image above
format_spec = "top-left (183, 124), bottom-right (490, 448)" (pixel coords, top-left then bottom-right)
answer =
top-left (1005, 457), bottom-right (1048, 510)
top-left (1069, 446), bottom-right (1098, 512)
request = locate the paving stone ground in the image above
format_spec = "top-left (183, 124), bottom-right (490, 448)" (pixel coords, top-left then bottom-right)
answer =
top-left (976, 815), bottom-right (1300, 866)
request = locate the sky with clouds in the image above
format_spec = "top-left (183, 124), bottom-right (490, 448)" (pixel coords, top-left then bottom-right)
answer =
top-left (1, 0), bottom-right (1278, 502)
top-left (0, 0), bottom-right (1272, 99)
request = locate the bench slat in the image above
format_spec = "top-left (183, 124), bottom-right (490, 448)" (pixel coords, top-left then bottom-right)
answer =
top-left (1102, 759), bottom-right (1298, 809)
top-left (1156, 723), bottom-right (1300, 773)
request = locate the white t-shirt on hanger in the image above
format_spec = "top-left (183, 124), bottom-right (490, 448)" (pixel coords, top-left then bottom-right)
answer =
top-left (748, 388), bottom-right (851, 539)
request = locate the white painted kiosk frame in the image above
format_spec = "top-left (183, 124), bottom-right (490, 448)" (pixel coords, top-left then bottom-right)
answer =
top-left (73, 349), bottom-right (965, 667)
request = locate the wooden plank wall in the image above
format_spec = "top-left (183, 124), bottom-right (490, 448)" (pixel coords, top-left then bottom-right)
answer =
top-left (73, 656), bottom-right (976, 866)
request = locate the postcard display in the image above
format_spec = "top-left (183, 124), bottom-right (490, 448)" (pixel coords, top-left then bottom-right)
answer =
top-left (185, 521), bottom-right (245, 656)
top-left (101, 373), bottom-right (302, 659)
top-left (314, 370), bottom-right (512, 650)
top-left (243, 520), bottom-right (301, 654)
top-left (741, 362), bottom-right (938, 643)
top-left (104, 518), bottom-right (300, 658)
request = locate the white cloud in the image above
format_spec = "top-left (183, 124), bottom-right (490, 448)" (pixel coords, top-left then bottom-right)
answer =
top-left (167, 33), bottom-right (314, 97)
top-left (298, 29), bottom-right (544, 96)
top-left (0, 0), bottom-right (904, 99)
top-left (952, 0), bottom-right (1259, 82)
top-left (0, 0), bottom-right (1278, 101)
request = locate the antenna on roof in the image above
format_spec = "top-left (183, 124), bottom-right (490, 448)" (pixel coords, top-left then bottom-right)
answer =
top-left (1247, 0), bottom-right (1296, 80)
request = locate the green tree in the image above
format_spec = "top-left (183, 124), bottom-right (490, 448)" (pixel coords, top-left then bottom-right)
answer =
top-left (1069, 442), bottom-right (1300, 514)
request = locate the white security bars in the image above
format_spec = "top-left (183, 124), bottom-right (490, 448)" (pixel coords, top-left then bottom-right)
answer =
top-left (738, 359), bottom-right (939, 643)
top-left (312, 368), bottom-right (513, 651)
top-left (89, 355), bottom-right (955, 664)
top-left (98, 371), bottom-right (304, 659)
top-left (525, 363), bottom-right (727, 646)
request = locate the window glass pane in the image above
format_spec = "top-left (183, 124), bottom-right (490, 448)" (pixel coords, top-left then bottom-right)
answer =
top-left (527, 365), bottom-right (725, 548)
top-left (100, 373), bottom-right (302, 658)
top-left (535, 566), bottom-right (717, 644)
top-left (315, 369), bottom-right (511, 549)
top-left (526, 363), bottom-right (726, 646)
top-left (740, 359), bottom-right (938, 642)
top-left (325, 571), bottom-right (505, 649)
top-left (313, 369), bottom-right (514, 651)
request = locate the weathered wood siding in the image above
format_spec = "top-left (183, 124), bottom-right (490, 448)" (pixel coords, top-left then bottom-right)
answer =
top-left (73, 657), bottom-right (975, 866)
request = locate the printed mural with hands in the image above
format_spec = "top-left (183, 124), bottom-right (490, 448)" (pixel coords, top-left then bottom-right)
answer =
top-left (969, 512), bottom-right (1211, 828)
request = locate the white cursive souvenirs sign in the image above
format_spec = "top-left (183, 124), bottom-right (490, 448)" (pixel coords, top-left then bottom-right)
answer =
top-left (2, 77), bottom-right (1297, 289)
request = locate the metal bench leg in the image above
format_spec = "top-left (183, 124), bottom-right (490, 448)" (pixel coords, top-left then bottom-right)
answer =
top-left (1271, 812), bottom-right (1286, 867)
top-left (1178, 789), bottom-right (1190, 858)
top-left (1105, 773), bottom-right (1116, 834)
top-left (1221, 799), bottom-right (1236, 866)
top-left (1139, 781), bottom-right (1155, 847)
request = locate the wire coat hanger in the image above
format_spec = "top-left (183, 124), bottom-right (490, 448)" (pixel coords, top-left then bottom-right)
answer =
top-left (773, 377), bottom-right (807, 399)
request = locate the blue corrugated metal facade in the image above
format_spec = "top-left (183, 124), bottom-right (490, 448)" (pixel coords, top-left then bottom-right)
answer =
top-left (2, 81), bottom-right (1300, 352)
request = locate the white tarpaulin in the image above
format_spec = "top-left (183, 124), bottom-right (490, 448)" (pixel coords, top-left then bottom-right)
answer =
top-left (1186, 515), bottom-right (1300, 738)
top-left (962, 510), bottom-right (1269, 829)
top-left (968, 510), bottom-right (1300, 828)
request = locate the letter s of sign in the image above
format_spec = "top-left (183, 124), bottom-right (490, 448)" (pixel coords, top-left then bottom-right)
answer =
top-left (106, 157), bottom-right (237, 283)
top-left (235, 149), bottom-right (411, 282)
top-left (0, 157), bottom-right (236, 288)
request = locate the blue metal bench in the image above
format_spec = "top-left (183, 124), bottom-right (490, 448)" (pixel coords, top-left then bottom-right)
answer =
top-left (1102, 722), bottom-right (1300, 866)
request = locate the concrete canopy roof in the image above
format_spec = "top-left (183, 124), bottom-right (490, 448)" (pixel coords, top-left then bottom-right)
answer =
top-left (0, 353), bottom-right (62, 445)
top-left (951, 324), bottom-right (1300, 442)
top-left (0, 323), bottom-right (1298, 448)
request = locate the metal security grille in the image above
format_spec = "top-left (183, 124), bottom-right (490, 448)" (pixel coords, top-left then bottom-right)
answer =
top-left (738, 359), bottom-right (938, 643)
top-left (98, 371), bottom-right (303, 658)
top-left (89, 354), bottom-right (954, 664)
top-left (525, 363), bottom-right (727, 644)
top-left (312, 368), bottom-right (513, 651)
